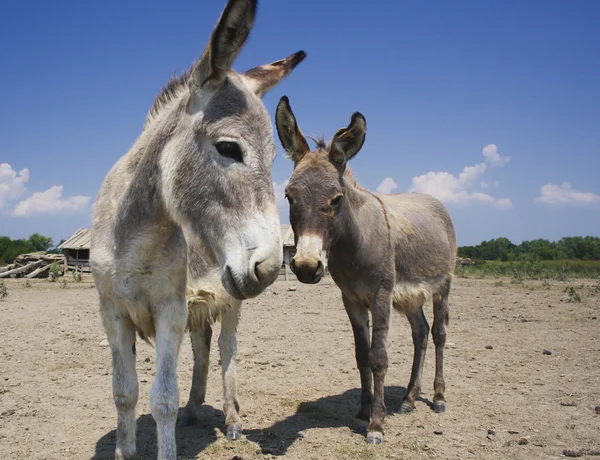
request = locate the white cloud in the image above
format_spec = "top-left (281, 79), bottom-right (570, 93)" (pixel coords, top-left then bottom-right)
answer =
top-left (536, 182), bottom-right (600, 207)
top-left (408, 145), bottom-right (511, 209)
top-left (0, 163), bottom-right (29, 209)
top-left (12, 185), bottom-right (91, 217)
top-left (273, 179), bottom-right (289, 206)
top-left (273, 179), bottom-right (291, 222)
top-left (480, 181), bottom-right (489, 189)
top-left (376, 177), bottom-right (398, 194)
top-left (482, 144), bottom-right (510, 166)
top-left (458, 163), bottom-right (487, 183)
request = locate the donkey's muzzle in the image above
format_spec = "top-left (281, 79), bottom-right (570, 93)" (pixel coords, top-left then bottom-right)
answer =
top-left (224, 249), bottom-right (281, 300)
top-left (290, 257), bottom-right (324, 284)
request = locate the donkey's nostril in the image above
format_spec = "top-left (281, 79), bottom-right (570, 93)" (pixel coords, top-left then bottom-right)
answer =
top-left (316, 260), bottom-right (323, 273)
top-left (254, 261), bottom-right (263, 281)
top-left (254, 255), bottom-right (280, 285)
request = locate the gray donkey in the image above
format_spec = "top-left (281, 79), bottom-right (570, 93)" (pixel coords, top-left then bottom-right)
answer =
top-left (90, 0), bottom-right (305, 457)
top-left (275, 96), bottom-right (456, 444)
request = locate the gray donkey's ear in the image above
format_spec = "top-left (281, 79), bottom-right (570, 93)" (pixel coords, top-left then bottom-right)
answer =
top-left (243, 51), bottom-right (306, 98)
top-left (328, 112), bottom-right (366, 171)
top-left (189, 0), bottom-right (256, 91)
top-left (276, 96), bottom-right (310, 164)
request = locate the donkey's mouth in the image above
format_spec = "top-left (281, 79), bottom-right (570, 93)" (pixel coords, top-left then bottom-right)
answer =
top-left (223, 265), bottom-right (248, 300)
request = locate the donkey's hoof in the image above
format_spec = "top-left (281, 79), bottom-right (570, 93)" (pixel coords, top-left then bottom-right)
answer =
top-left (115, 446), bottom-right (137, 460)
top-left (399, 401), bottom-right (415, 414)
top-left (227, 424), bottom-right (243, 440)
top-left (433, 401), bottom-right (446, 413)
top-left (351, 418), bottom-right (370, 434)
top-left (366, 431), bottom-right (383, 444)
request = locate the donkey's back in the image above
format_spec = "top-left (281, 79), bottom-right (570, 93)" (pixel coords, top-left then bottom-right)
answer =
top-left (378, 191), bottom-right (456, 311)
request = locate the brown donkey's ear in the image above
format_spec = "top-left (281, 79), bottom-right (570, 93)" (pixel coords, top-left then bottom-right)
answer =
top-left (189, 0), bottom-right (257, 91)
top-left (276, 96), bottom-right (310, 164)
top-left (243, 51), bottom-right (306, 98)
top-left (328, 112), bottom-right (366, 171)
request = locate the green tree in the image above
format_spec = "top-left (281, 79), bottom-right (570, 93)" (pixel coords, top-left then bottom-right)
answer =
top-left (28, 233), bottom-right (53, 252)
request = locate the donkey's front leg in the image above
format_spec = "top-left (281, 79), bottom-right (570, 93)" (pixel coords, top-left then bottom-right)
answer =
top-left (151, 298), bottom-right (187, 460)
top-left (101, 299), bottom-right (138, 460)
top-left (366, 286), bottom-right (392, 444)
top-left (219, 300), bottom-right (243, 439)
top-left (342, 294), bottom-right (373, 431)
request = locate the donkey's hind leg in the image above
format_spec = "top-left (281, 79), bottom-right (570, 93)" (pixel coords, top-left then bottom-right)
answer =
top-left (179, 321), bottom-right (213, 427)
top-left (219, 300), bottom-right (243, 440)
top-left (400, 306), bottom-right (429, 414)
top-left (431, 279), bottom-right (451, 413)
top-left (100, 298), bottom-right (138, 460)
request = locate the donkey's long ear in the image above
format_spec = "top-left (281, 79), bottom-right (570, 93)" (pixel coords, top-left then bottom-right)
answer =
top-left (328, 112), bottom-right (367, 171)
top-left (243, 51), bottom-right (306, 98)
top-left (276, 96), bottom-right (310, 164)
top-left (189, 0), bottom-right (256, 91)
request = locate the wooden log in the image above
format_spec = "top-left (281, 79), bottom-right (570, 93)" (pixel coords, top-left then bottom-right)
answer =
top-left (25, 263), bottom-right (52, 279)
top-left (40, 255), bottom-right (64, 262)
top-left (15, 252), bottom-right (46, 262)
top-left (0, 260), bottom-right (44, 278)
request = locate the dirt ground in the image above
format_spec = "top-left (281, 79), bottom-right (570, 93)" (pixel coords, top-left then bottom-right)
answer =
top-left (0, 276), bottom-right (599, 460)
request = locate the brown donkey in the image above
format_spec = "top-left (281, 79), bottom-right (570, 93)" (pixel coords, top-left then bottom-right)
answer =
top-left (275, 96), bottom-right (456, 444)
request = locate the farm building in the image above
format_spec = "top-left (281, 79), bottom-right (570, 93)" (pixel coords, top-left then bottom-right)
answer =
top-left (280, 224), bottom-right (297, 281)
top-left (58, 228), bottom-right (91, 273)
top-left (58, 225), bottom-right (300, 281)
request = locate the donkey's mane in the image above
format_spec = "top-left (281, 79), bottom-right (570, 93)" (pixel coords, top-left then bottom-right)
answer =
top-left (146, 66), bottom-right (193, 126)
top-left (307, 136), bottom-right (327, 150)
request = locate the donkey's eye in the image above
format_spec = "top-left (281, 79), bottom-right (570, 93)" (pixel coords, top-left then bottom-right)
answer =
top-left (285, 194), bottom-right (294, 205)
top-left (330, 195), bottom-right (343, 207)
top-left (215, 141), bottom-right (243, 163)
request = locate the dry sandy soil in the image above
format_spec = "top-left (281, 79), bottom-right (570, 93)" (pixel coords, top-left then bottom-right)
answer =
top-left (0, 276), bottom-right (599, 460)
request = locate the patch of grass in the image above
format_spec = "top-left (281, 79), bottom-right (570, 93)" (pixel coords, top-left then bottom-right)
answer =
top-left (541, 279), bottom-right (551, 290)
top-left (280, 397), bottom-right (305, 412)
top-left (403, 439), bottom-right (431, 453)
top-left (336, 444), bottom-right (377, 460)
top-left (71, 270), bottom-right (82, 282)
top-left (493, 280), bottom-right (504, 287)
top-left (59, 278), bottom-right (68, 289)
top-left (49, 262), bottom-right (61, 282)
top-left (24, 279), bottom-right (31, 288)
top-left (0, 280), bottom-right (7, 300)
top-left (565, 285), bottom-right (581, 303)
top-left (456, 260), bottom-right (600, 280)
top-left (200, 438), bottom-right (260, 459)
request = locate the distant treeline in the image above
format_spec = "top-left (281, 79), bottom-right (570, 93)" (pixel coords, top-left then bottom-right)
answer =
top-left (0, 234), bottom-right (56, 264)
top-left (458, 236), bottom-right (600, 261)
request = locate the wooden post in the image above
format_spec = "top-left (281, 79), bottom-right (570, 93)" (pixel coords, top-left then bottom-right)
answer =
top-left (284, 250), bottom-right (289, 281)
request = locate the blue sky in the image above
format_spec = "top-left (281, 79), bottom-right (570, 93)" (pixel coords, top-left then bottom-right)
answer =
top-left (1, 0), bottom-right (599, 247)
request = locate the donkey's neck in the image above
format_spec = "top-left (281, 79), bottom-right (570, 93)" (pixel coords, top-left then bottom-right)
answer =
top-left (330, 169), bottom-right (375, 256)
top-left (114, 98), bottom-right (184, 241)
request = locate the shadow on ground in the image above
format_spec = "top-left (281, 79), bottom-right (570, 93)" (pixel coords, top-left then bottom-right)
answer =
top-left (93, 386), bottom-right (433, 458)
top-left (93, 405), bottom-right (222, 459)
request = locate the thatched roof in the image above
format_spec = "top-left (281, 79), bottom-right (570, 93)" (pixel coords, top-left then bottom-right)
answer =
top-left (281, 224), bottom-right (295, 248)
top-left (58, 228), bottom-right (91, 250)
